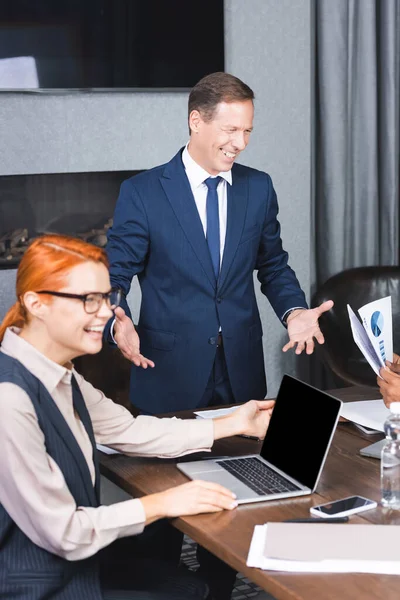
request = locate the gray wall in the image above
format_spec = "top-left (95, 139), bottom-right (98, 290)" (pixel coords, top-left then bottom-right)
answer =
top-left (0, 0), bottom-right (311, 398)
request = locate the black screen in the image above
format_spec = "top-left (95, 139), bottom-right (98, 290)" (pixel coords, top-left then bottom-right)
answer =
top-left (260, 374), bottom-right (342, 490)
top-left (0, 0), bottom-right (224, 90)
top-left (315, 496), bottom-right (374, 516)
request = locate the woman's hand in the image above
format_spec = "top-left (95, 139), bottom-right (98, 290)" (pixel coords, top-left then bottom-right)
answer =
top-left (140, 480), bottom-right (238, 524)
top-left (213, 399), bottom-right (275, 441)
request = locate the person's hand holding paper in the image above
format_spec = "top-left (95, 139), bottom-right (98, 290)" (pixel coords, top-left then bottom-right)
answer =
top-left (378, 352), bottom-right (400, 408)
top-left (387, 353), bottom-right (400, 372)
top-left (347, 296), bottom-right (393, 379)
top-left (342, 297), bottom-right (395, 431)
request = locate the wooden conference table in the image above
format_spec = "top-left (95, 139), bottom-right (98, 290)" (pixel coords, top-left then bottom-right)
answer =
top-left (100, 385), bottom-right (400, 600)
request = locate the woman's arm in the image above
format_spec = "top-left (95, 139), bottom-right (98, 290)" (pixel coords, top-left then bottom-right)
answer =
top-left (0, 382), bottom-right (245, 560)
top-left (77, 371), bottom-right (275, 457)
top-left (0, 382), bottom-right (147, 561)
top-left (77, 370), bottom-right (215, 457)
top-left (212, 399), bottom-right (275, 440)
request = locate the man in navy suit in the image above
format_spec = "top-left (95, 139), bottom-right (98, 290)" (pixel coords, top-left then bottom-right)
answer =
top-left (105, 71), bottom-right (333, 600)
top-left (106, 72), bottom-right (332, 415)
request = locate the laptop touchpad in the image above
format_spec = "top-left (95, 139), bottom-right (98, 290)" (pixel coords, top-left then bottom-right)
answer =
top-left (178, 461), bottom-right (256, 499)
top-left (180, 462), bottom-right (226, 474)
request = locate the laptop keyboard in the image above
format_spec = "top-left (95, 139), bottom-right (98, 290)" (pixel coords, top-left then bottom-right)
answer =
top-left (218, 457), bottom-right (300, 496)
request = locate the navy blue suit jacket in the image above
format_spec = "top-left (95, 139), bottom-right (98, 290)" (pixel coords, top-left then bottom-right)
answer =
top-left (106, 149), bottom-right (308, 413)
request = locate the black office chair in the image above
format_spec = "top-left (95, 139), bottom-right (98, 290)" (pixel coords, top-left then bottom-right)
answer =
top-left (311, 266), bottom-right (400, 387)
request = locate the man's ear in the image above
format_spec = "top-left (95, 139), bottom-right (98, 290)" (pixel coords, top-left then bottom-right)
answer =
top-left (189, 109), bottom-right (202, 134)
top-left (22, 291), bottom-right (48, 320)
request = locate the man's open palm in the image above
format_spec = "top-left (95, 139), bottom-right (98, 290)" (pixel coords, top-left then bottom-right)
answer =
top-left (282, 300), bottom-right (334, 355)
top-left (113, 307), bottom-right (155, 368)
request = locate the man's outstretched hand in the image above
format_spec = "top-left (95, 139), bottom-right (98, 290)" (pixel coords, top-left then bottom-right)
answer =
top-left (282, 300), bottom-right (334, 355)
top-left (113, 306), bottom-right (155, 368)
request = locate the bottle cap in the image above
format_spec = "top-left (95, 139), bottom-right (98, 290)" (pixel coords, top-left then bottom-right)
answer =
top-left (389, 402), bottom-right (400, 415)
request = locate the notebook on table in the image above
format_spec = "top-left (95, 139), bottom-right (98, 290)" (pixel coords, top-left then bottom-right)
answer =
top-left (177, 374), bottom-right (342, 504)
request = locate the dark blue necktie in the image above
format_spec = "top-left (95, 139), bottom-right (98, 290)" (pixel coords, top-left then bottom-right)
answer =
top-left (205, 176), bottom-right (221, 280)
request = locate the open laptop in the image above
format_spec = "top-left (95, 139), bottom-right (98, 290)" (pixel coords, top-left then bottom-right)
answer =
top-left (177, 374), bottom-right (342, 504)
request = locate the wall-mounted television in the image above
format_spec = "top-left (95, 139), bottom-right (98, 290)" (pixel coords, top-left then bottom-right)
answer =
top-left (0, 0), bottom-right (225, 92)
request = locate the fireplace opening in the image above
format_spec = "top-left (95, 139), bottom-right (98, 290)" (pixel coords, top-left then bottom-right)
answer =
top-left (0, 170), bottom-right (141, 269)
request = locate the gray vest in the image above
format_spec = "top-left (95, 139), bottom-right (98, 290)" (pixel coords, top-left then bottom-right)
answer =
top-left (0, 352), bottom-right (103, 599)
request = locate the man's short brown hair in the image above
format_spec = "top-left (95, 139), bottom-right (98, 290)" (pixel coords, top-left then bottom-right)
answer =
top-left (188, 72), bottom-right (255, 127)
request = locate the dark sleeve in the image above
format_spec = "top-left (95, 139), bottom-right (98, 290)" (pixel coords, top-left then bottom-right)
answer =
top-left (255, 174), bottom-right (308, 321)
top-left (104, 178), bottom-right (149, 341)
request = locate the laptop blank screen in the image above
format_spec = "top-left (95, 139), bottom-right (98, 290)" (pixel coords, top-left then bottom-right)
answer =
top-left (260, 375), bottom-right (341, 490)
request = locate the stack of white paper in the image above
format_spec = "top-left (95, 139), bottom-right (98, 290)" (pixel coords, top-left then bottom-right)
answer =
top-left (247, 522), bottom-right (400, 574)
top-left (340, 400), bottom-right (390, 433)
top-left (96, 443), bottom-right (121, 455)
top-left (194, 407), bottom-right (237, 419)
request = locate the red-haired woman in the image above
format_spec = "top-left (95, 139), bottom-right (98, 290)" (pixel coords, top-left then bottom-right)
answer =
top-left (0, 234), bottom-right (274, 600)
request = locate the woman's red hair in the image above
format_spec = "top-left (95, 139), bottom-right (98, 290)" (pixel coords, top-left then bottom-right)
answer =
top-left (0, 234), bottom-right (109, 342)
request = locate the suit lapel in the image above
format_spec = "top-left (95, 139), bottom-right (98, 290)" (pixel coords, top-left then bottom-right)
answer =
top-left (218, 168), bottom-right (248, 292)
top-left (160, 151), bottom-right (217, 290)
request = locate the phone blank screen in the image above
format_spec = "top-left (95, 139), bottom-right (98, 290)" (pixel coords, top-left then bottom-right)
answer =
top-left (316, 496), bottom-right (372, 515)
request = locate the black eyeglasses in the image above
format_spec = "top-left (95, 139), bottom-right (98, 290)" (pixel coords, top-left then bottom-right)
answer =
top-left (36, 289), bottom-right (122, 314)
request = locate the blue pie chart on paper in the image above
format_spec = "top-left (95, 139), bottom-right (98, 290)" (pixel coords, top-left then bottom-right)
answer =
top-left (371, 311), bottom-right (383, 337)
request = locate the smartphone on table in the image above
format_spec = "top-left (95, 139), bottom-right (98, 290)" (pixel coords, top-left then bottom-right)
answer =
top-left (309, 495), bottom-right (377, 518)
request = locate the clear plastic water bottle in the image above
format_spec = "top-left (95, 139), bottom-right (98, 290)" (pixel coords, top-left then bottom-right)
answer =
top-left (381, 402), bottom-right (400, 508)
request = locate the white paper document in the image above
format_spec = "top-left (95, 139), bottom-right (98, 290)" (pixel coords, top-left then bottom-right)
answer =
top-left (347, 296), bottom-right (393, 379)
top-left (247, 522), bottom-right (400, 574)
top-left (96, 443), bottom-right (122, 455)
top-left (194, 407), bottom-right (237, 419)
top-left (340, 399), bottom-right (390, 433)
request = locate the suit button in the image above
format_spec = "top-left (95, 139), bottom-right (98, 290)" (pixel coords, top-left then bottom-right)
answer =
top-left (217, 297), bottom-right (222, 303)
top-left (208, 337), bottom-right (216, 345)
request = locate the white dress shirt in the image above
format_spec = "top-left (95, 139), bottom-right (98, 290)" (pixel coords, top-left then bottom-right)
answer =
top-left (182, 143), bottom-right (232, 268)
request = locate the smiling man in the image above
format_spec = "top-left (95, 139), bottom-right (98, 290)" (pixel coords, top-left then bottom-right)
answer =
top-left (105, 71), bottom-right (332, 600)
top-left (105, 71), bottom-right (332, 416)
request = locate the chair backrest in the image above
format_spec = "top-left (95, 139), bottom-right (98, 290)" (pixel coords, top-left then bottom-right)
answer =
top-left (311, 266), bottom-right (400, 387)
